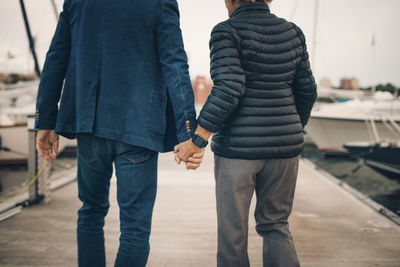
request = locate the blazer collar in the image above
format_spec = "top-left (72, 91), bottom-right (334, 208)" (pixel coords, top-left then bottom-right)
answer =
top-left (230, 1), bottom-right (270, 18)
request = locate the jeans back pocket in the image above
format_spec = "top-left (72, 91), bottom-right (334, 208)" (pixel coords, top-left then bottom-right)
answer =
top-left (77, 133), bottom-right (97, 163)
top-left (118, 142), bottom-right (156, 164)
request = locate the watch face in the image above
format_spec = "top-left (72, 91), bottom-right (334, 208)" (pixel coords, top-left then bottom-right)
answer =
top-left (193, 134), bottom-right (207, 148)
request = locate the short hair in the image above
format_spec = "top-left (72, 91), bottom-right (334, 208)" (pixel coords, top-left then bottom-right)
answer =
top-left (235, 0), bottom-right (272, 4)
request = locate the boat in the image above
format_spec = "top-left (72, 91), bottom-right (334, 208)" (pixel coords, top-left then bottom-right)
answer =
top-left (317, 86), bottom-right (366, 102)
top-left (306, 92), bottom-right (400, 151)
top-left (0, 0), bottom-right (75, 166)
top-left (344, 140), bottom-right (400, 179)
top-left (0, 81), bottom-right (76, 164)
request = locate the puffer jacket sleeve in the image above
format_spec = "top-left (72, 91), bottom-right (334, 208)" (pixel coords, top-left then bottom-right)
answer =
top-left (292, 26), bottom-right (317, 127)
top-left (197, 22), bottom-right (246, 133)
top-left (35, 0), bottom-right (71, 129)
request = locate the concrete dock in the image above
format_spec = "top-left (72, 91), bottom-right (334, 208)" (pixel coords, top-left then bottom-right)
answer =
top-left (0, 149), bottom-right (399, 266)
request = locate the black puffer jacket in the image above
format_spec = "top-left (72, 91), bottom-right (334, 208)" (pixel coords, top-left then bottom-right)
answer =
top-left (197, 2), bottom-right (317, 159)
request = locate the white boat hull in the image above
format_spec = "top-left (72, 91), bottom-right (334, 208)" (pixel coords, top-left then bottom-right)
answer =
top-left (306, 117), bottom-right (400, 151)
top-left (0, 125), bottom-right (76, 161)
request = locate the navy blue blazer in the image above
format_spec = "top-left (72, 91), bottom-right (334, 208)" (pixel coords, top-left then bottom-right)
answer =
top-left (35, 0), bottom-right (197, 152)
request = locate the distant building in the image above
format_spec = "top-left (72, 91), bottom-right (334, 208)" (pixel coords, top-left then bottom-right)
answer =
top-left (0, 72), bottom-right (37, 84)
top-left (350, 79), bottom-right (360, 90)
top-left (340, 79), bottom-right (351, 90)
top-left (0, 73), bottom-right (8, 84)
top-left (319, 78), bottom-right (332, 88)
top-left (340, 78), bottom-right (360, 90)
top-left (192, 76), bottom-right (213, 105)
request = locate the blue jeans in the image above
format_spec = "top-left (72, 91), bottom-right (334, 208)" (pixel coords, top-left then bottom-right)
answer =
top-left (76, 133), bottom-right (158, 267)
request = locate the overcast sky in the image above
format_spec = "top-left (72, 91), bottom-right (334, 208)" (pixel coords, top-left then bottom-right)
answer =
top-left (0, 0), bottom-right (399, 87)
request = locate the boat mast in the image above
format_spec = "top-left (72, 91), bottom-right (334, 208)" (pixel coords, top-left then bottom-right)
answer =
top-left (50, 0), bottom-right (59, 21)
top-left (19, 0), bottom-right (41, 78)
top-left (311, 0), bottom-right (319, 69)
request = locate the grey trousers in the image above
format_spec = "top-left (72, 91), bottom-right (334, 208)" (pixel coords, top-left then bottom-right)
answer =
top-left (214, 155), bottom-right (300, 267)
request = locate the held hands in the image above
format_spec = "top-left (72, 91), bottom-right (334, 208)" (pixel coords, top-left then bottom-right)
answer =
top-left (36, 130), bottom-right (59, 163)
top-left (174, 139), bottom-right (205, 170)
top-left (174, 126), bottom-right (212, 170)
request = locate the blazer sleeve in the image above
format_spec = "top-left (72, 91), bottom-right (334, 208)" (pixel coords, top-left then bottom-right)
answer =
top-left (35, 1), bottom-right (71, 129)
top-left (156, 0), bottom-right (197, 143)
top-left (197, 22), bottom-right (246, 133)
top-left (292, 26), bottom-right (317, 127)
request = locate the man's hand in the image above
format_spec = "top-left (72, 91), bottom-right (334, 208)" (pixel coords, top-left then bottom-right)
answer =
top-left (36, 130), bottom-right (59, 163)
top-left (173, 126), bottom-right (211, 170)
top-left (174, 139), bottom-right (203, 164)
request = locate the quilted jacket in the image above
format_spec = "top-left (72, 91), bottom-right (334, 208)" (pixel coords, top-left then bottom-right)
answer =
top-left (197, 1), bottom-right (317, 159)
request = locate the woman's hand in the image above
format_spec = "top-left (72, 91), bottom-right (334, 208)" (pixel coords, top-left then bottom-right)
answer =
top-left (174, 141), bottom-right (205, 170)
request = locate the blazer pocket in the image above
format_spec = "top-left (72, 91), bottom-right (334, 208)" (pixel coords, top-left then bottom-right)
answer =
top-left (146, 91), bottom-right (167, 136)
top-left (60, 65), bottom-right (73, 107)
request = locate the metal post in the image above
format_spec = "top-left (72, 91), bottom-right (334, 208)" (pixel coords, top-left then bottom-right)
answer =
top-left (27, 119), bottom-right (38, 201)
top-left (27, 115), bottom-right (49, 203)
top-left (19, 0), bottom-right (41, 78)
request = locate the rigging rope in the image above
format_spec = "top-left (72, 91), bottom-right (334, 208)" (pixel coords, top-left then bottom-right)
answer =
top-left (0, 161), bottom-right (49, 203)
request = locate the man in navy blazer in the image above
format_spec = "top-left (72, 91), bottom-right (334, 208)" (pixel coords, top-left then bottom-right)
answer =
top-left (35, 0), bottom-right (203, 266)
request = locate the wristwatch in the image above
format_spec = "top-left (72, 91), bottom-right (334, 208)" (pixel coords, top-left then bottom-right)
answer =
top-left (192, 134), bottom-right (208, 148)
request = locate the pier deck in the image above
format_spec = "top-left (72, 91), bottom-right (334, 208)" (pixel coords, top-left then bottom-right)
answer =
top-left (0, 149), bottom-right (399, 266)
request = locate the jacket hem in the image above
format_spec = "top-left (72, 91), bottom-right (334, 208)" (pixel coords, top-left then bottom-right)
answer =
top-left (55, 124), bottom-right (171, 153)
top-left (211, 145), bottom-right (303, 160)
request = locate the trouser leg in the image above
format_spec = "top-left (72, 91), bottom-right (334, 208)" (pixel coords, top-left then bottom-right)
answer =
top-left (76, 134), bottom-right (113, 267)
top-left (113, 141), bottom-right (158, 267)
top-left (254, 156), bottom-right (300, 267)
top-left (214, 155), bottom-right (263, 267)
